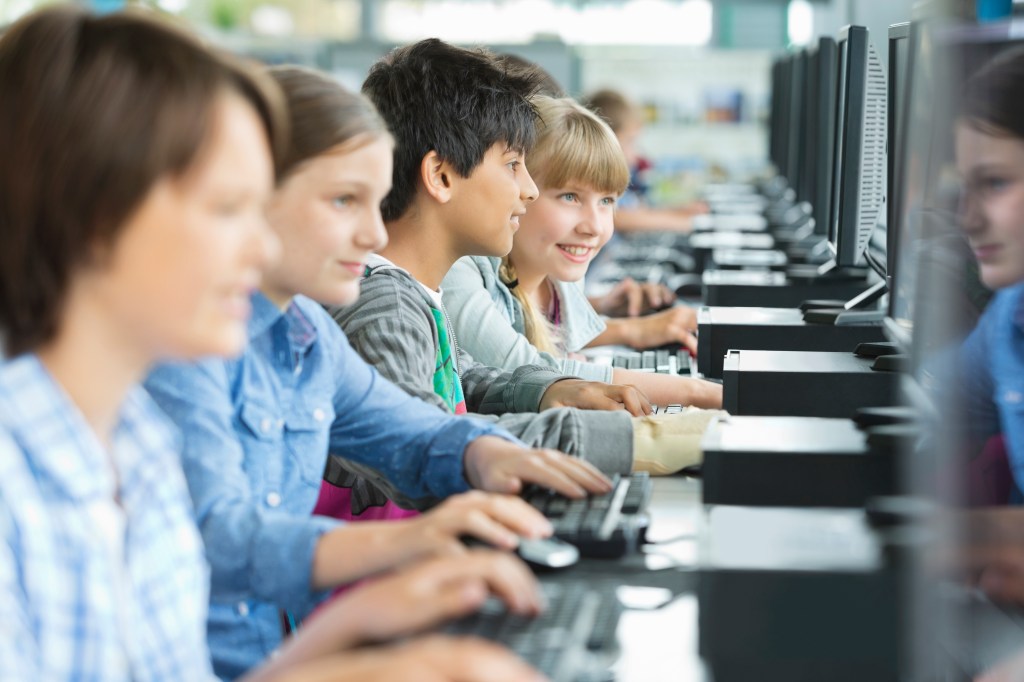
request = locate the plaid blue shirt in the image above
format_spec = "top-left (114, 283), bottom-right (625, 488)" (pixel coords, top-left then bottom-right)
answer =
top-left (0, 354), bottom-right (215, 682)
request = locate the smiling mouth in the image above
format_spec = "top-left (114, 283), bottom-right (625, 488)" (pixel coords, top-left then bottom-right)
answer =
top-left (558, 245), bottom-right (593, 258)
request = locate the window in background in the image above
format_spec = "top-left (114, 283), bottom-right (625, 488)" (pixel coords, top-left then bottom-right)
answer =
top-left (377, 0), bottom-right (713, 46)
top-left (787, 0), bottom-right (814, 47)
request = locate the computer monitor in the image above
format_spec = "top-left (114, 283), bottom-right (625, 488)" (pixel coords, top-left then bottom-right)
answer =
top-left (769, 58), bottom-right (785, 171)
top-left (774, 55), bottom-right (794, 181)
top-left (827, 25), bottom-right (887, 269)
top-left (885, 23), bottom-right (911, 291)
top-left (885, 22), bottom-right (929, 351)
top-left (809, 37), bottom-right (838, 235)
top-left (785, 51), bottom-right (808, 190)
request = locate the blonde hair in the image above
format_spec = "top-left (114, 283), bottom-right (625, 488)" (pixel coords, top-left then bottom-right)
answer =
top-left (501, 96), bottom-right (630, 354)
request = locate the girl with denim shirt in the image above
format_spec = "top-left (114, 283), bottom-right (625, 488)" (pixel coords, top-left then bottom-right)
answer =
top-left (145, 66), bottom-right (608, 679)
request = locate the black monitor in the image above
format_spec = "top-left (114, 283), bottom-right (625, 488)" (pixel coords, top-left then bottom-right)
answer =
top-left (769, 59), bottom-right (785, 170)
top-left (885, 23), bottom-right (911, 290)
top-left (885, 21), bottom-right (930, 351)
top-left (797, 46), bottom-right (818, 205)
top-left (773, 55), bottom-right (793, 179)
top-left (809, 37), bottom-right (838, 235)
top-left (785, 50), bottom-right (808, 191)
top-left (827, 25), bottom-right (887, 269)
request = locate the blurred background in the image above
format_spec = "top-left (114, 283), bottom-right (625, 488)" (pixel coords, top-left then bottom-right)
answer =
top-left (2, 0), bottom-right (930, 196)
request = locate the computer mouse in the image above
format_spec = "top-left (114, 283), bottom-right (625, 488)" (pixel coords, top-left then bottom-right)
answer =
top-left (515, 536), bottom-right (580, 570)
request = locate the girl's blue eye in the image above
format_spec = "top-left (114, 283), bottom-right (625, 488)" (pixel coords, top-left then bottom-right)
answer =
top-left (559, 193), bottom-right (578, 203)
top-left (332, 196), bottom-right (353, 209)
top-left (600, 196), bottom-right (616, 206)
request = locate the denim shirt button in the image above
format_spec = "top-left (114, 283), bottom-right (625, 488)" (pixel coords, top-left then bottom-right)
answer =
top-left (237, 602), bottom-right (249, 617)
top-left (266, 492), bottom-right (282, 508)
top-left (313, 408), bottom-right (325, 422)
top-left (260, 418), bottom-right (272, 433)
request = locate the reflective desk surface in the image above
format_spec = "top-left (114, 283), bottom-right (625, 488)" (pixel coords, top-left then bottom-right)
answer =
top-left (593, 476), bottom-right (709, 682)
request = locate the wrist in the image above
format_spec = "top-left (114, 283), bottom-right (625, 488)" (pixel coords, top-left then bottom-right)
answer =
top-left (314, 523), bottom-right (413, 589)
top-left (604, 319), bottom-right (634, 347)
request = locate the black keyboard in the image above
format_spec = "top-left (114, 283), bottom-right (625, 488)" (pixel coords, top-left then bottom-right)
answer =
top-left (611, 349), bottom-right (692, 375)
top-left (522, 473), bottom-right (652, 559)
top-left (444, 580), bottom-right (622, 682)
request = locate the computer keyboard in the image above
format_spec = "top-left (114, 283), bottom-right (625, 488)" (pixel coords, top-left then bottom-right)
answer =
top-left (522, 472), bottom-right (652, 559)
top-left (444, 580), bottom-right (622, 682)
top-left (611, 349), bottom-right (692, 375)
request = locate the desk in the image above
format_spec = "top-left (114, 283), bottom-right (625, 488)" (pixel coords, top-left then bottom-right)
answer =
top-left (600, 476), bottom-right (710, 681)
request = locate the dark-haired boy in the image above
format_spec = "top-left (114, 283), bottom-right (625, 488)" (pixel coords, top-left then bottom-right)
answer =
top-left (329, 39), bottom-right (644, 475)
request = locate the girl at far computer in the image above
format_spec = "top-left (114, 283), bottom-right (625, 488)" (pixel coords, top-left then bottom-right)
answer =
top-left (442, 96), bottom-right (726, 474)
top-left (0, 7), bottom-right (547, 682)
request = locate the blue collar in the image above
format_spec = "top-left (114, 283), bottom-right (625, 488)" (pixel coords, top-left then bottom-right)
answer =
top-left (248, 291), bottom-right (318, 355)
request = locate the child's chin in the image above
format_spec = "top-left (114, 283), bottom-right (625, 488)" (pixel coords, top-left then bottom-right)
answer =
top-left (327, 283), bottom-right (362, 307)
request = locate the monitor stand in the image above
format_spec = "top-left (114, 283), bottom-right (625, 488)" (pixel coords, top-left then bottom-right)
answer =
top-left (702, 268), bottom-right (869, 307)
top-left (801, 279), bottom-right (888, 325)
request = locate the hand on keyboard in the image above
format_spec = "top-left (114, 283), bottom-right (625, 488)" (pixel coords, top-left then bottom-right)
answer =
top-left (444, 581), bottom-right (623, 681)
top-left (463, 436), bottom-right (613, 499)
top-left (615, 305), bottom-right (699, 354)
top-left (539, 378), bottom-right (652, 416)
top-left (522, 473), bottom-right (653, 559)
top-left (590, 276), bottom-right (675, 317)
top-left (353, 635), bottom-right (547, 682)
top-left (305, 550), bottom-right (543, 652)
top-left (407, 490), bottom-right (554, 556)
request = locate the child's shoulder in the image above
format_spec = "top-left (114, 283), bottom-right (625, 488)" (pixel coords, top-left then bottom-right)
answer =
top-left (444, 256), bottom-right (499, 287)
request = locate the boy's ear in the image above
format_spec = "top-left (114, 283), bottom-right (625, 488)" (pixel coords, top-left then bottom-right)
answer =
top-left (420, 151), bottom-right (454, 204)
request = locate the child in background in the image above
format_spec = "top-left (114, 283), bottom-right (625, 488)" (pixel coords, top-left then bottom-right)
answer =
top-left (145, 64), bottom-right (607, 679)
top-left (583, 88), bottom-right (708, 233)
top-left (342, 39), bottom-right (719, 477)
top-left (0, 8), bottom-right (545, 682)
top-left (441, 97), bottom-right (723, 466)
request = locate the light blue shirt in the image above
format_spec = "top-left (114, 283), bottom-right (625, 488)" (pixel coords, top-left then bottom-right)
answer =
top-left (442, 256), bottom-right (612, 382)
top-left (145, 292), bottom-right (510, 679)
top-left (960, 282), bottom-right (1024, 493)
top-left (0, 354), bottom-right (214, 682)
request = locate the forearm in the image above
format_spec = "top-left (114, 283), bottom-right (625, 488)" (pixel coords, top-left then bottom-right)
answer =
top-left (587, 318), bottom-right (635, 348)
top-left (611, 368), bottom-right (722, 409)
top-left (310, 523), bottom-right (415, 591)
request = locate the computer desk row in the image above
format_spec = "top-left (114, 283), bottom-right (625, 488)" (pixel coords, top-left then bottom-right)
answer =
top-left (561, 475), bottom-right (708, 682)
